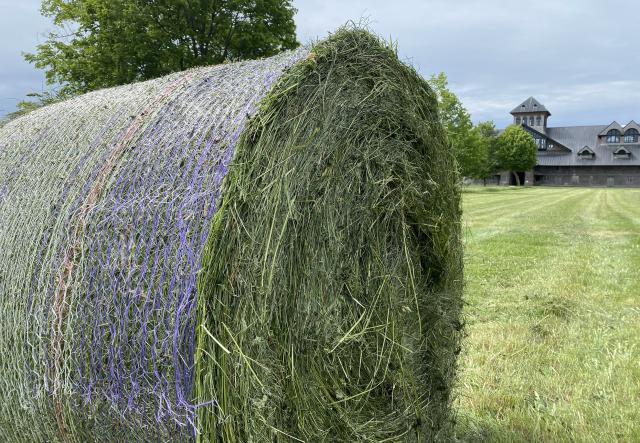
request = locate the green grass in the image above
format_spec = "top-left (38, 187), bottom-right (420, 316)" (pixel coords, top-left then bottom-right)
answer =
top-left (454, 187), bottom-right (640, 442)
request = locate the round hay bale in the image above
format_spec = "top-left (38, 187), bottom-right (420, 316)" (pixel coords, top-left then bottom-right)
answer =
top-left (0, 28), bottom-right (462, 442)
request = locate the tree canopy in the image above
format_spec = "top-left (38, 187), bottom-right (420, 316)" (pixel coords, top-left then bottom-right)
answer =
top-left (495, 124), bottom-right (538, 185)
top-left (25, 0), bottom-right (299, 95)
top-left (428, 73), bottom-right (495, 180)
top-left (470, 120), bottom-right (498, 182)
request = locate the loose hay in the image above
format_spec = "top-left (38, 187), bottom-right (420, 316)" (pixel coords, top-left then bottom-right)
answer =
top-left (0, 28), bottom-right (462, 442)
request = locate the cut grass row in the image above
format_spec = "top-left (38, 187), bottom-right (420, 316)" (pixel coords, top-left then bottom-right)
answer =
top-left (455, 187), bottom-right (640, 442)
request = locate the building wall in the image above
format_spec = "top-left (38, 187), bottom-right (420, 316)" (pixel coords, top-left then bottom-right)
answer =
top-left (534, 165), bottom-right (640, 187)
top-left (513, 113), bottom-right (547, 133)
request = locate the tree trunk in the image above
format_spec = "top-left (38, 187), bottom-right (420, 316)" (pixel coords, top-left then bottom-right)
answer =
top-left (512, 171), bottom-right (520, 186)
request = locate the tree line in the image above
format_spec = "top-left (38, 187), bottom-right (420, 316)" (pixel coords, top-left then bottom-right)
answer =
top-left (6, 0), bottom-right (298, 120)
top-left (428, 73), bottom-right (537, 185)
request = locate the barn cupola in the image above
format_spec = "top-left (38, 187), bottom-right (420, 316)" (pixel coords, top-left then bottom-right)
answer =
top-left (511, 97), bottom-right (551, 133)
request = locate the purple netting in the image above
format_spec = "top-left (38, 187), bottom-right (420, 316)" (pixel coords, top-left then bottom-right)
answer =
top-left (67, 54), bottom-right (306, 435)
top-left (0, 48), bottom-right (308, 441)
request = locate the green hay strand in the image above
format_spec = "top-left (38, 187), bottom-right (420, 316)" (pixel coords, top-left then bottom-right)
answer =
top-left (195, 27), bottom-right (463, 442)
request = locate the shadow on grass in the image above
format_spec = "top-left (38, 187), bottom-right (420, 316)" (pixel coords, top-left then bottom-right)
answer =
top-left (462, 186), bottom-right (528, 194)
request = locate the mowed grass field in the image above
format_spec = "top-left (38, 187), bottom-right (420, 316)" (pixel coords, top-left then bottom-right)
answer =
top-left (454, 187), bottom-right (640, 442)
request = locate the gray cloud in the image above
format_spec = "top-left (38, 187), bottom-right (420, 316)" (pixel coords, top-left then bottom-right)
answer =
top-left (2, 0), bottom-right (638, 128)
top-left (0, 0), bottom-right (50, 116)
top-left (295, 0), bottom-right (640, 127)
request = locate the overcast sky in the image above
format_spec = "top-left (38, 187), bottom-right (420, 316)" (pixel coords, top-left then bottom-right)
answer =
top-left (1, 0), bottom-right (639, 127)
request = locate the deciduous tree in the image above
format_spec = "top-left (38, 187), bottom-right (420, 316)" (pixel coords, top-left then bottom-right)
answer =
top-left (428, 72), bottom-right (482, 179)
top-left (25, 0), bottom-right (299, 96)
top-left (471, 121), bottom-right (498, 184)
top-left (495, 124), bottom-right (537, 185)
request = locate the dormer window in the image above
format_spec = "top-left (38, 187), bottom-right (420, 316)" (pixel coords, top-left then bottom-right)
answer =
top-left (607, 129), bottom-right (621, 143)
top-left (624, 128), bottom-right (639, 143)
top-left (577, 147), bottom-right (595, 159)
top-left (613, 147), bottom-right (631, 159)
top-left (515, 117), bottom-right (521, 124)
top-left (536, 116), bottom-right (541, 126)
top-left (529, 116), bottom-right (534, 126)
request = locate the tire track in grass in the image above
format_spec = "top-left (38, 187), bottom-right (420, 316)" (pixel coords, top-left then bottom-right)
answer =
top-left (456, 188), bottom-right (640, 441)
top-left (462, 190), bottom-right (544, 214)
top-left (464, 188), bottom-right (590, 243)
top-left (463, 186), bottom-right (568, 206)
top-left (463, 188), bottom-right (550, 209)
top-left (456, 191), bottom-right (596, 441)
top-left (549, 189), bottom-right (640, 439)
top-left (593, 190), bottom-right (640, 318)
top-left (463, 188), bottom-right (580, 225)
top-left (460, 192), bottom-right (600, 440)
top-left (463, 188), bottom-right (569, 220)
top-left (462, 188), bottom-right (592, 324)
top-left (606, 189), bottom-right (640, 230)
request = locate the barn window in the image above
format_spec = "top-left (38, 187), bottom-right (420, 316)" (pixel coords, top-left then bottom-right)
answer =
top-left (607, 129), bottom-right (621, 143)
top-left (577, 147), bottom-right (595, 159)
top-left (613, 147), bottom-right (631, 159)
top-left (624, 128), bottom-right (639, 143)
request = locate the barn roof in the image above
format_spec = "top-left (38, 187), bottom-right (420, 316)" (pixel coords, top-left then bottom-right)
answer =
top-left (534, 125), bottom-right (640, 166)
top-left (511, 97), bottom-right (551, 115)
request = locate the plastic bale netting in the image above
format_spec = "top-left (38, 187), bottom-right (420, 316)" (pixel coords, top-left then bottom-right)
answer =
top-left (0, 28), bottom-right (463, 442)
